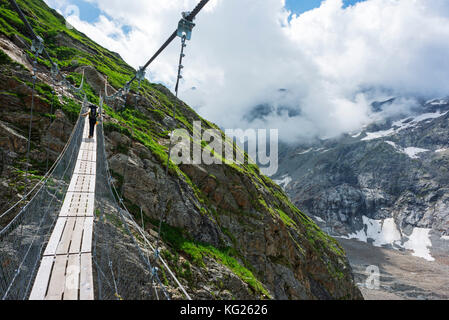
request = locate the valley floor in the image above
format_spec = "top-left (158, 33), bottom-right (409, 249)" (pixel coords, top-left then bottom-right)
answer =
top-left (337, 238), bottom-right (449, 300)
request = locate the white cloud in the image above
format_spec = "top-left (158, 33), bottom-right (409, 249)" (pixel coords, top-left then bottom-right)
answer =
top-left (44, 0), bottom-right (449, 143)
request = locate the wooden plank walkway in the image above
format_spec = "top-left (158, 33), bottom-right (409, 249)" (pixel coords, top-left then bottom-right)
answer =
top-left (29, 118), bottom-right (96, 300)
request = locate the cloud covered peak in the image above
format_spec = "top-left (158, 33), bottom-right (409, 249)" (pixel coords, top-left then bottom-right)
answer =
top-left (46, 0), bottom-right (449, 143)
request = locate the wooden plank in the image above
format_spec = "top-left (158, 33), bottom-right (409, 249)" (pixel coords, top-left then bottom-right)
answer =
top-left (85, 193), bottom-right (95, 217)
top-left (80, 141), bottom-right (96, 150)
top-left (75, 195), bottom-right (94, 217)
top-left (69, 218), bottom-right (85, 254)
top-left (84, 175), bottom-right (96, 193)
top-left (68, 174), bottom-right (96, 193)
top-left (59, 192), bottom-right (77, 217)
top-left (60, 192), bottom-right (75, 215)
top-left (69, 176), bottom-right (82, 193)
top-left (30, 116), bottom-right (97, 300)
top-left (60, 193), bottom-right (95, 217)
top-left (80, 253), bottom-right (94, 300)
top-left (56, 217), bottom-right (76, 255)
top-left (46, 255), bottom-right (67, 300)
top-left (74, 160), bottom-right (96, 175)
top-left (83, 119), bottom-right (89, 135)
top-left (29, 256), bottom-right (54, 300)
top-left (77, 149), bottom-right (97, 163)
top-left (67, 174), bottom-right (80, 193)
top-left (44, 218), bottom-right (67, 256)
top-left (60, 194), bottom-right (74, 217)
top-left (64, 254), bottom-right (80, 300)
top-left (80, 140), bottom-right (95, 148)
top-left (81, 217), bottom-right (93, 253)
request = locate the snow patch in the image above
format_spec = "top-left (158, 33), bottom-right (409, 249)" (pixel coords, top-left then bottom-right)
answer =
top-left (385, 141), bottom-right (397, 148)
top-left (426, 99), bottom-right (448, 106)
top-left (274, 174), bottom-right (292, 189)
top-left (441, 235), bottom-right (449, 241)
top-left (362, 128), bottom-right (396, 141)
top-left (346, 216), bottom-right (402, 247)
top-left (436, 148), bottom-right (448, 153)
top-left (344, 216), bottom-right (435, 262)
top-left (297, 148), bottom-right (313, 155)
top-left (413, 111), bottom-right (448, 122)
top-left (314, 216), bottom-right (325, 223)
top-left (297, 147), bottom-right (331, 155)
top-left (404, 228), bottom-right (435, 261)
top-left (384, 142), bottom-right (430, 159)
top-left (362, 110), bottom-right (448, 141)
top-left (403, 147), bottom-right (430, 159)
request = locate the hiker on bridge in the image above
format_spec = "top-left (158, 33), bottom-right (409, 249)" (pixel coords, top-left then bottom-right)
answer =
top-left (82, 103), bottom-right (101, 139)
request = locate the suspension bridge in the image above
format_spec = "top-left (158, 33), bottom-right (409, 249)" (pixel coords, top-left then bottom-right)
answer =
top-left (0, 0), bottom-right (209, 300)
top-left (29, 115), bottom-right (96, 300)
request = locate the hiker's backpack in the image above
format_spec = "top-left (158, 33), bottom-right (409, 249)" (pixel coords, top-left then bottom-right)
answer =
top-left (89, 105), bottom-right (97, 119)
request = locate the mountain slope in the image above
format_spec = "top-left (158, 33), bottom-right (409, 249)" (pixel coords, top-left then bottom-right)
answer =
top-left (275, 99), bottom-right (449, 263)
top-left (0, 0), bottom-right (362, 299)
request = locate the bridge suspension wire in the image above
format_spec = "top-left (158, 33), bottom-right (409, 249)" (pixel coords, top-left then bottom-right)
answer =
top-left (93, 96), bottom-right (153, 300)
top-left (165, 34), bottom-right (188, 177)
top-left (133, 0), bottom-right (209, 79)
top-left (3, 3), bottom-right (46, 216)
top-left (93, 111), bottom-right (190, 300)
top-left (44, 62), bottom-right (66, 173)
top-left (95, 84), bottom-right (191, 300)
top-left (8, 0), bottom-right (85, 95)
top-left (97, 0), bottom-right (209, 300)
top-left (116, 0), bottom-right (207, 300)
top-left (45, 76), bottom-right (56, 173)
top-left (108, 0), bottom-right (209, 100)
top-left (152, 33), bottom-right (190, 282)
top-left (0, 0), bottom-right (89, 222)
top-left (1, 0), bottom-right (92, 300)
top-left (151, 3), bottom-right (199, 287)
top-left (0, 73), bottom-right (84, 222)
top-left (0, 84), bottom-right (82, 222)
top-left (8, 0), bottom-right (85, 101)
top-left (23, 50), bottom-right (39, 198)
top-left (7, 0), bottom-right (55, 66)
top-left (0, 101), bottom-right (86, 300)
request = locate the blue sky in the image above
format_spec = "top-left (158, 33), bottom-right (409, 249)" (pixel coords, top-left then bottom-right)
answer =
top-left (65, 0), bottom-right (366, 23)
top-left (60, 0), bottom-right (366, 36)
top-left (285, 0), bottom-right (364, 14)
top-left (67, 0), bottom-right (101, 22)
top-left (65, 0), bottom-right (133, 34)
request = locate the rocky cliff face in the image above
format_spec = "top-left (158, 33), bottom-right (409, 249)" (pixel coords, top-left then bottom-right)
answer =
top-left (0, 0), bottom-right (362, 299)
top-left (275, 98), bottom-right (449, 262)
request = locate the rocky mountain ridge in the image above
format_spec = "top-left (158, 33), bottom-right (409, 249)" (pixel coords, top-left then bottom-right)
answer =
top-left (275, 97), bottom-right (449, 262)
